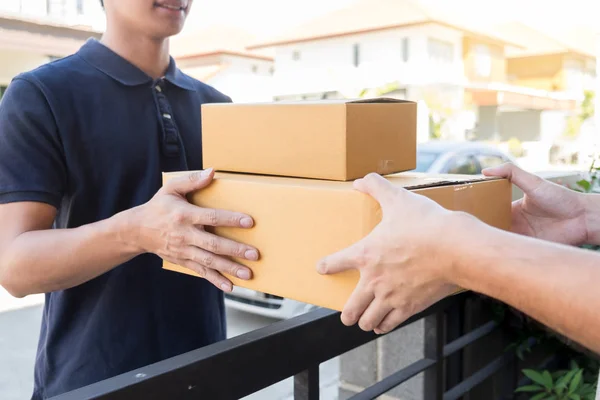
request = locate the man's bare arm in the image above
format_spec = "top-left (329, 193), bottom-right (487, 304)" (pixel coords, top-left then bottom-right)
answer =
top-left (317, 172), bottom-right (600, 355)
top-left (0, 170), bottom-right (259, 298)
top-left (452, 216), bottom-right (600, 354)
top-left (0, 201), bottom-right (140, 297)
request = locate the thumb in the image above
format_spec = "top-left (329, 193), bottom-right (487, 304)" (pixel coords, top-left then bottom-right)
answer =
top-left (482, 163), bottom-right (542, 194)
top-left (317, 239), bottom-right (369, 275)
top-left (354, 173), bottom-right (398, 208)
top-left (165, 168), bottom-right (215, 196)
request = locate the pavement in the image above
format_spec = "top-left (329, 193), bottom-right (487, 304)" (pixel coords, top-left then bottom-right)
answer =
top-left (0, 288), bottom-right (339, 400)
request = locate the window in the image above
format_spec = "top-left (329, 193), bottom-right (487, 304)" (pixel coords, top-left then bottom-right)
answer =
top-left (251, 65), bottom-right (258, 74)
top-left (476, 154), bottom-right (506, 170)
top-left (353, 43), bottom-right (360, 67)
top-left (76, 0), bottom-right (84, 15)
top-left (47, 0), bottom-right (68, 16)
top-left (402, 38), bottom-right (409, 62)
top-left (428, 38), bottom-right (454, 64)
top-left (292, 51), bottom-right (301, 61)
top-left (445, 154), bottom-right (480, 175)
top-left (414, 151), bottom-right (439, 172)
top-left (269, 66), bottom-right (275, 75)
top-left (473, 44), bottom-right (492, 77)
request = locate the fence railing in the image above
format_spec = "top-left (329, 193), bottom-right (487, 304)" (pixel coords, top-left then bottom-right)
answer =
top-left (50, 292), bottom-right (523, 400)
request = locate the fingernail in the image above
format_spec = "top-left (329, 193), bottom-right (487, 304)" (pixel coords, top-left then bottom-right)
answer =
top-left (220, 282), bottom-right (232, 291)
top-left (237, 269), bottom-right (251, 280)
top-left (316, 261), bottom-right (326, 274)
top-left (201, 168), bottom-right (214, 177)
top-left (244, 249), bottom-right (259, 261)
top-left (240, 217), bottom-right (253, 228)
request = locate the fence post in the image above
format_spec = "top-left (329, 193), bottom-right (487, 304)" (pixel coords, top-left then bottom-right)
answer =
top-left (294, 364), bottom-right (320, 400)
top-left (424, 311), bottom-right (445, 400)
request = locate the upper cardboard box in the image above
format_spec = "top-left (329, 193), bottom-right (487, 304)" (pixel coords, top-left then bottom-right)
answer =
top-left (201, 98), bottom-right (417, 181)
top-left (162, 171), bottom-right (512, 311)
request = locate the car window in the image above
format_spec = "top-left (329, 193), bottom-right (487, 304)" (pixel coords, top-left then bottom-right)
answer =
top-left (476, 154), bottom-right (506, 170)
top-left (414, 151), bottom-right (439, 172)
top-left (445, 154), bottom-right (480, 175)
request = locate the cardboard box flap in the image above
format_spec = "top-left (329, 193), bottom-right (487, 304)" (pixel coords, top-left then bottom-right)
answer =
top-left (201, 97), bottom-right (415, 107)
top-left (166, 171), bottom-right (499, 191)
top-left (346, 98), bottom-right (415, 104)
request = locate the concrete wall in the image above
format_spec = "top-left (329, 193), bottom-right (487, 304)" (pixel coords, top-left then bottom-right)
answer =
top-left (0, 49), bottom-right (50, 86)
top-left (498, 109), bottom-right (542, 142)
top-left (462, 38), bottom-right (506, 83)
top-left (271, 23), bottom-right (465, 97)
top-left (207, 55), bottom-right (274, 103)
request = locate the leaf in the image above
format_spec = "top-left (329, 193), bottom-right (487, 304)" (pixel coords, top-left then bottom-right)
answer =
top-left (515, 385), bottom-right (544, 393)
top-left (569, 394), bottom-right (581, 400)
top-left (542, 371), bottom-right (554, 390)
top-left (570, 360), bottom-right (581, 370)
top-left (569, 370), bottom-right (583, 394)
top-left (530, 393), bottom-right (549, 400)
top-left (577, 179), bottom-right (592, 192)
top-left (557, 369), bottom-right (579, 393)
top-left (524, 369), bottom-right (549, 387)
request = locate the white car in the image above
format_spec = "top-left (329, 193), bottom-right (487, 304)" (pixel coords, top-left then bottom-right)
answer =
top-left (225, 141), bottom-right (516, 319)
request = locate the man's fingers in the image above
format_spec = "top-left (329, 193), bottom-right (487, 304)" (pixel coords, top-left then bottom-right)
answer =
top-left (184, 203), bottom-right (254, 228)
top-left (165, 168), bottom-right (215, 195)
top-left (374, 308), bottom-right (409, 335)
top-left (317, 241), bottom-right (366, 275)
top-left (185, 247), bottom-right (253, 280)
top-left (193, 230), bottom-right (259, 261)
top-left (178, 259), bottom-right (233, 292)
top-left (353, 173), bottom-right (398, 208)
top-left (340, 280), bottom-right (374, 326)
top-left (482, 163), bottom-right (543, 194)
top-left (358, 299), bottom-right (393, 332)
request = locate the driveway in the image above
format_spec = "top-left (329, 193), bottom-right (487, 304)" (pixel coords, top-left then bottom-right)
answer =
top-left (0, 289), bottom-right (339, 400)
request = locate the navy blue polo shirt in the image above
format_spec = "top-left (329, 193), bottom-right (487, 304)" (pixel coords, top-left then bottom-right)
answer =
top-left (0, 39), bottom-right (230, 399)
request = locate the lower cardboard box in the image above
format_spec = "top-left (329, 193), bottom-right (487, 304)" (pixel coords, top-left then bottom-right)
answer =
top-left (162, 171), bottom-right (512, 312)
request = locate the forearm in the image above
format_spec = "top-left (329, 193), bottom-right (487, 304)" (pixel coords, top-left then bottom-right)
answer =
top-left (0, 210), bottom-right (142, 297)
top-left (584, 193), bottom-right (600, 245)
top-left (450, 215), bottom-right (600, 354)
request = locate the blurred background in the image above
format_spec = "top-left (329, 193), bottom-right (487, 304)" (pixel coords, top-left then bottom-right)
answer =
top-left (0, 0), bottom-right (599, 399)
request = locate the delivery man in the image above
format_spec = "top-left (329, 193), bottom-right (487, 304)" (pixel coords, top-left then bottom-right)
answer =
top-left (0, 0), bottom-right (258, 398)
top-left (317, 163), bottom-right (600, 392)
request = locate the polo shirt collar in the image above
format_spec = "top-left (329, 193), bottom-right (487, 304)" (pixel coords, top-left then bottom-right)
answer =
top-left (77, 38), bottom-right (195, 91)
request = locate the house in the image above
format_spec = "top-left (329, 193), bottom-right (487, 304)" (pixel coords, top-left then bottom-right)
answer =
top-left (246, 0), bottom-right (578, 146)
top-left (475, 22), bottom-right (598, 168)
top-left (170, 26), bottom-right (275, 102)
top-left (494, 22), bottom-right (596, 95)
top-left (0, 0), bottom-right (102, 100)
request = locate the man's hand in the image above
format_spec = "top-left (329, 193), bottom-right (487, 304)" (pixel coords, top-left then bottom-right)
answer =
top-left (131, 168), bottom-right (259, 292)
top-left (483, 163), bottom-right (588, 245)
top-left (316, 173), bottom-right (460, 335)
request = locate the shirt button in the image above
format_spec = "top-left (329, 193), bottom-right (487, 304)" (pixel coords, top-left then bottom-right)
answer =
top-left (155, 85), bottom-right (162, 93)
top-left (162, 113), bottom-right (172, 119)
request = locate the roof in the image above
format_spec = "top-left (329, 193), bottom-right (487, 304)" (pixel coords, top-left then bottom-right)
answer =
top-left (181, 64), bottom-right (228, 82)
top-left (248, 0), bottom-right (521, 49)
top-left (0, 13), bottom-right (102, 56)
top-left (171, 26), bottom-right (274, 61)
top-left (0, 13), bottom-right (101, 38)
top-left (493, 22), bottom-right (596, 58)
top-left (418, 140), bottom-right (503, 154)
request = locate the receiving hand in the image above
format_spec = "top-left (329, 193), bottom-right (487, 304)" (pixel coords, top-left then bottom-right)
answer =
top-left (317, 173), bottom-right (461, 334)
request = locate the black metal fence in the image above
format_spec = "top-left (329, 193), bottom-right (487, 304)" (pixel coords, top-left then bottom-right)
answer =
top-left (50, 292), bottom-right (522, 400)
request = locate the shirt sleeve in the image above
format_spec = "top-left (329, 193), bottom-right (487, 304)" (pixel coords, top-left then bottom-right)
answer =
top-left (0, 76), bottom-right (67, 208)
